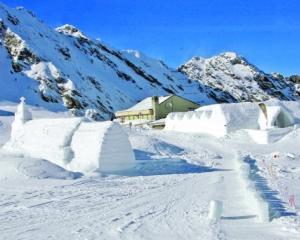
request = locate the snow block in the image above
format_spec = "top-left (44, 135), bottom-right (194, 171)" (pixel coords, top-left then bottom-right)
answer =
top-left (208, 200), bottom-right (223, 221)
top-left (67, 121), bottom-right (135, 173)
top-left (258, 201), bottom-right (269, 223)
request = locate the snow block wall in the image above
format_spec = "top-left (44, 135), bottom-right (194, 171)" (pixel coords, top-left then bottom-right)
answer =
top-left (165, 101), bottom-right (300, 138)
top-left (165, 102), bottom-right (260, 137)
top-left (3, 118), bottom-right (135, 173)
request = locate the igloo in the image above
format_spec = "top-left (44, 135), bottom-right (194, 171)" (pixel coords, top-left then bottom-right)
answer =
top-left (3, 98), bottom-right (135, 173)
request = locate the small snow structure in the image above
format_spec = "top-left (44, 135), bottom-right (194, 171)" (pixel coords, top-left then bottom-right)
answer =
top-left (11, 97), bottom-right (32, 137)
top-left (208, 200), bottom-right (223, 221)
top-left (165, 101), bottom-right (300, 142)
top-left (3, 98), bottom-right (135, 173)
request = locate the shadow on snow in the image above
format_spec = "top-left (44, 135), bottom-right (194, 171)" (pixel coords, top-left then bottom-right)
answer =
top-left (0, 110), bottom-right (14, 116)
top-left (221, 215), bottom-right (257, 220)
top-left (115, 149), bottom-right (230, 176)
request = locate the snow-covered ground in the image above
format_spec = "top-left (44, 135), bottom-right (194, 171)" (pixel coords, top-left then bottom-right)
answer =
top-left (0, 103), bottom-right (299, 240)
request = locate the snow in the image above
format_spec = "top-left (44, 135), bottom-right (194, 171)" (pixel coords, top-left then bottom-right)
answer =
top-left (165, 101), bottom-right (300, 138)
top-left (3, 100), bottom-right (135, 173)
top-left (245, 127), bottom-right (295, 144)
top-left (68, 121), bottom-right (135, 173)
top-left (180, 52), bottom-right (297, 103)
top-left (0, 2), bottom-right (299, 239)
top-left (0, 153), bottom-right (81, 180)
top-left (0, 2), bottom-right (215, 119)
top-left (4, 118), bottom-right (135, 173)
top-left (208, 200), bottom-right (223, 221)
top-left (0, 101), bottom-right (300, 239)
top-left (3, 118), bottom-right (82, 166)
top-left (165, 102), bottom-right (259, 137)
top-left (56, 24), bottom-right (88, 39)
top-left (236, 157), bottom-right (271, 222)
top-left (124, 95), bottom-right (172, 112)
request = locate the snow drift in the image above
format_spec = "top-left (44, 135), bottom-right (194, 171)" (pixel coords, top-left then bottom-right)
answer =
top-left (0, 153), bottom-right (80, 180)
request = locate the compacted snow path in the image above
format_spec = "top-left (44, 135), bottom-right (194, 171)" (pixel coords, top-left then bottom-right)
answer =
top-left (0, 122), bottom-right (299, 239)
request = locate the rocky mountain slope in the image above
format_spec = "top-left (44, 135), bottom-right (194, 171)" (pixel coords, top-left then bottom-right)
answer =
top-left (0, 2), bottom-right (299, 119)
top-left (179, 52), bottom-right (299, 103)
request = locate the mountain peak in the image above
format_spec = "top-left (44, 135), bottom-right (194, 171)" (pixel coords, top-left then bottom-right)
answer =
top-left (179, 51), bottom-right (296, 103)
top-left (186, 52), bottom-right (244, 65)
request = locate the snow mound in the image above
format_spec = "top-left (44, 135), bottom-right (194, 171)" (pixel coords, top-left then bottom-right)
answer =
top-left (0, 153), bottom-right (80, 180)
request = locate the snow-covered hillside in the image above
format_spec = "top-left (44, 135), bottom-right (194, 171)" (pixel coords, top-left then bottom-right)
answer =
top-left (179, 52), bottom-right (299, 103)
top-left (0, 3), bottom-right (299, 119)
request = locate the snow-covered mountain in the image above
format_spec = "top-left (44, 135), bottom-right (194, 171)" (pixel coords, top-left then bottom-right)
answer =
top-left (0, 2), bottom-right (299, 119)
top-left (0, 3), bottom-right (213, 119)
top-left (179, 52), bottom-right (299, 103)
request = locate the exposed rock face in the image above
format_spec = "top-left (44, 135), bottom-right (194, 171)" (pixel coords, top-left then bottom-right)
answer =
top-left (0, 3), bottom-right (299, 119)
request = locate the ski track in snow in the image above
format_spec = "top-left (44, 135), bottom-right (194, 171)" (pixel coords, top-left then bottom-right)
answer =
top-left (0, 124), bottom-right (299, 239)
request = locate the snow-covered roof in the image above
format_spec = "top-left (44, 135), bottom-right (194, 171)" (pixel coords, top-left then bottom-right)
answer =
top-left (124, 96), bottom-right (172, 112)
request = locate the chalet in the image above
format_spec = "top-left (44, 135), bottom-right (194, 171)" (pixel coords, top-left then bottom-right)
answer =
top-left (115, 95), bottom-right (200, 123)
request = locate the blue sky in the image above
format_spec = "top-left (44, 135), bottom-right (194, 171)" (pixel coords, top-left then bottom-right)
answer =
top-left (2, 0), bottom-right (300, 75)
